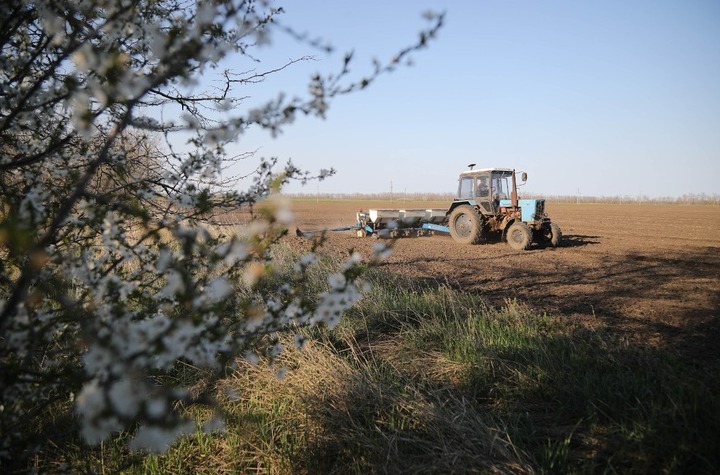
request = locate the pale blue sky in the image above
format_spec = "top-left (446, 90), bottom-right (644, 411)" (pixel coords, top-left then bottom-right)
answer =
top-left (227, 1), bottom-right (720, 198)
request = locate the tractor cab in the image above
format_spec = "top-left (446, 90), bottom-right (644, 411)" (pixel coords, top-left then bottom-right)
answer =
top-left (456, 167), bottom-right (517, 215)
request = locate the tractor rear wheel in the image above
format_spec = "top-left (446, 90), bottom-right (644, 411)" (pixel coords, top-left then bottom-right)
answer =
top-left (506, 222), bottom-right (532, 250)
top-left (449, 205), bottom-right (484, 244)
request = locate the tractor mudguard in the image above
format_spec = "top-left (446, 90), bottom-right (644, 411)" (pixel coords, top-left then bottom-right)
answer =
top-left (447, 200), bottom-right (476, 214)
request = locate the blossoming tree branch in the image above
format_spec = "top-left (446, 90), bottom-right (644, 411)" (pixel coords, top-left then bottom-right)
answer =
top-left (0, 0), bottom-right (442, 456)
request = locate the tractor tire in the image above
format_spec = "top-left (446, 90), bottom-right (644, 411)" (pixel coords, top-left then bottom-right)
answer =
top-left (506, 222), bottom-right (532, 250)
top-left (449, 205), bottom-right (484, 245)
top-left (549, 223), bottom-right (562, 247)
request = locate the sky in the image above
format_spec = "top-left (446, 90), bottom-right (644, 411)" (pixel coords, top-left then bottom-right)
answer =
top-left (222, 0), bottom-right (720, 198)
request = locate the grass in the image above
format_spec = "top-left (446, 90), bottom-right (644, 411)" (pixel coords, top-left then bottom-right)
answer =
top-left (17, 246), bottom-right (720, 474)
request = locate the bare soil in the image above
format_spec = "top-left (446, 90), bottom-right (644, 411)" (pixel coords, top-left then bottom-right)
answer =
top-left (285, 200), bottom-right (720, 366)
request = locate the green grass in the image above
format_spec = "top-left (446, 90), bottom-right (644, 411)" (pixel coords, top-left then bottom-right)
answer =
top-left (16, 247), bottom-right (720, 474)
top-left (331, 275), bottom-right (720, 473)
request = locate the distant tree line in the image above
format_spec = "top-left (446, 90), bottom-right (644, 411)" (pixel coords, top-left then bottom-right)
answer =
top-left (285, 192), bottom-right (720, 205)
top-left (530, 193), bottom-right (720, 205)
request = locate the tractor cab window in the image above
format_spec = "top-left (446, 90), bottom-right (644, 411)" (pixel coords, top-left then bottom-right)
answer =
top-left (458, 176), bottom-right (474, 199)
top-left (491, 173), bottom-right (511, 200)
top-left (476, 176), bottom-right (490, 197)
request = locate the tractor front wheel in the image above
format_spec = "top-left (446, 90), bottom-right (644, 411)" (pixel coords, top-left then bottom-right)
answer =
top-left (506, 222), bottom-right (532, 250)
top-left (449, 205), bottom-right (483, 244)
top-left (548, 223), bottom-right (562, 247)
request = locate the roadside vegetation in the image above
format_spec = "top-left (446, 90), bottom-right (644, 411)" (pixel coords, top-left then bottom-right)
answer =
top-left (30, 244), bottom-right (719, 474)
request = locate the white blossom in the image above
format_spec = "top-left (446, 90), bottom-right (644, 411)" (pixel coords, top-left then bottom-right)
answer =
top-left (203, 277), bottom-right (232, 302)
top-left (145, 398), bottom-right (167, 419)
top-left (293, 334), bottom-right (307, 349)
top-left (244, 351), bottom-right (260, 365)
top-left (344, 251), bottom-right (363, 269)
top-left (109, 377), bottom-right (141, 417)
top-left (327, 273), bottom-right (346, 290)
top-left (373, 242), bottom-right (393, 259)
top-left (268, 193), bottom-right (294, 224)
top-left (158, 270), bottom-right (184, 298)
top-left (129, 421), bottom-right (195, 453)
top-left (300, 253), bottom-right (317, 265)
top-left (202, 418), bottom-right (226, 433)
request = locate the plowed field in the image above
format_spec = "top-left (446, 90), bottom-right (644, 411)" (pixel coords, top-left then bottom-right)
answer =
top-left (285, 200), bottom-right (720, 366)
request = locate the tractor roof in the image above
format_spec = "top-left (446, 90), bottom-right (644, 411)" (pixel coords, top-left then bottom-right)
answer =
top-left (459, 168), bottom-right (514, 176)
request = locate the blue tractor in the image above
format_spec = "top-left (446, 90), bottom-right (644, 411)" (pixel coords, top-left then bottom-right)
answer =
top-left (445, 164), bottom-right (561, 250)
top-left (355, 165), bottom-right (562, 251)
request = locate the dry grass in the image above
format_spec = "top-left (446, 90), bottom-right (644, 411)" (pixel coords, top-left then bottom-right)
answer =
top-left (219, 334), bottom-right (534, 474)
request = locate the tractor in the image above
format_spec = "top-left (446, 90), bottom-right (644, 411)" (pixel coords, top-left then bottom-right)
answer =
top-left (446, 164), bottom-right (561, 250)
top-left (355, 165), bottom-right (562, 250)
